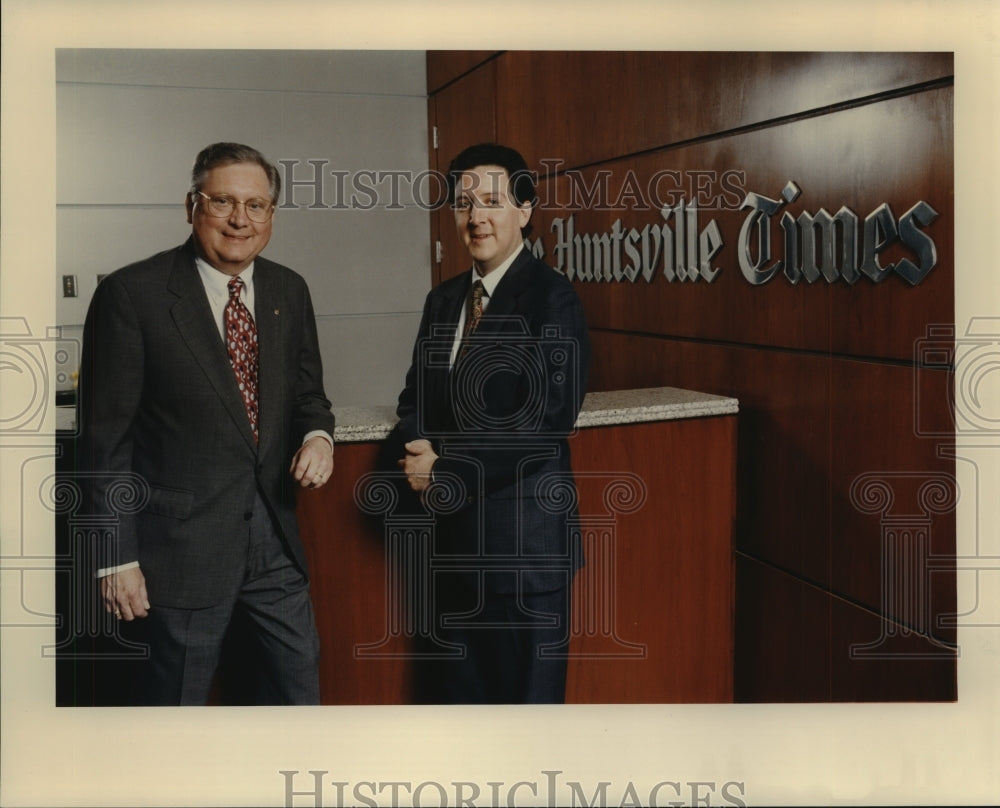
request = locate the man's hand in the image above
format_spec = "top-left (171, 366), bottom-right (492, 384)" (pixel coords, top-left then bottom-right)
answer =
top-left (399, 439), bottom-right (439, 493)
top-left (101, 566), bottom-right (150, 621)
top-left (291, 435), bottom-right (335, 488)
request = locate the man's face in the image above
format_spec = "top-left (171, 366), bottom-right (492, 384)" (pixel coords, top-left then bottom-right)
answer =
top-left (185, 162), bottom-right (274, 275)
top-left (454, 164), bottom-right (531, 275)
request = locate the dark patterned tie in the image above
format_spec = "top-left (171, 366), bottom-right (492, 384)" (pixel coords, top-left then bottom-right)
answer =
top-left (225, 277), bottom-right (259, 440)
top-left (456, 279), bottom-right (484, 363)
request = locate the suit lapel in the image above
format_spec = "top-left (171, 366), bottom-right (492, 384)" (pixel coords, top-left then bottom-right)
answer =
top-left (443, 273), bottom-right (471, 329)
top-left (252, 264), bottom-right (282, 454)
top-left (167, 242), bottom-right (258, 451)
top-left (479, 248), bottom-right (533, 324)
top-left (429, 273), bottom-right (470, 426)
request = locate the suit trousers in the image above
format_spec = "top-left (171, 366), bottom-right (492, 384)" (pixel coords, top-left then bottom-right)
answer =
top-left (413, 572), bottom-right (572, 704)
top-left (125, 490), bottom-right (320, 705)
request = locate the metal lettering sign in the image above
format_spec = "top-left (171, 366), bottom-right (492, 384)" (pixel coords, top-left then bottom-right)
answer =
top-left (534, 181), bottom-right (940, 286)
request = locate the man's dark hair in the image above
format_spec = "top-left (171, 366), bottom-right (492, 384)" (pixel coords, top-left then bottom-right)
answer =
top-left (447, 143), bottom-right (537, 237)
top-left (189, 142), bottom-right (282, 203)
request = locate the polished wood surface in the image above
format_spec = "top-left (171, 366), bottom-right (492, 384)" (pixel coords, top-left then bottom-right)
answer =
top-left (493, 52), bottom-right (952, 173)
top-left (588, 333), bottom-right (955, 629)
top-left (734, 556), bottom-right (830, 702)
top-left (589, 331), bottom-right (956, 701)
top-left (427, 50), bottom-right (957, 702)
top-left (532, 88), bottom-right (952, 362)
top-left (735, 556), bottom-right (956, 702)
top-left (565, 417), bottom-right (736, 703)
top-left (297, 414), bottom-right (737, 704)
top-left (297, 441), bottom-right (413, 704)
top-left (427, 62), bottom-right (498, 285)
top-left (426, 51), bottom-right (498, 94)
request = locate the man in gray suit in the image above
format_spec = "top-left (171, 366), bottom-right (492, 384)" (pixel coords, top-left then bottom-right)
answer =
top-left (78, 142), bottom-right (335, 705)
top-left (391, 143), bottom-right (590, 703)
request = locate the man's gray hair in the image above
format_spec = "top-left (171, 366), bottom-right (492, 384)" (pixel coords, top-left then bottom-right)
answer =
top-left (189, 142), bottom-right (281, 203)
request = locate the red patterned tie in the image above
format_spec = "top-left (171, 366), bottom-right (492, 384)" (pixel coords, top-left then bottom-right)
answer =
top-left (225, 277), bottom-right (259, 440)
top-left (456, 279), bottom-right (484, 363)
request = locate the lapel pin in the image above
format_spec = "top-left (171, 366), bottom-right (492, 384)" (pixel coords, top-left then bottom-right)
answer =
top-left (273, 309), bottom-right (280, 316)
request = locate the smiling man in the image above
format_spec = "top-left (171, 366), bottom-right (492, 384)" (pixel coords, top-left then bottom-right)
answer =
top-left (390, 142), bottom-right (591, 703)
top-left (78, 142), bottom-right (335, 705)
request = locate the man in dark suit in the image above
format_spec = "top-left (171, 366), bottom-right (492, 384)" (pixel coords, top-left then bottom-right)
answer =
top-left (391, 143), bottom-right (590, 703)
top-left (78, 142), bottom-right (335, 705)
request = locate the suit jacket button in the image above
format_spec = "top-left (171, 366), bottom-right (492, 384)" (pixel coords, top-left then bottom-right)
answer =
top-left (244, 511), bottom-right (253, 521)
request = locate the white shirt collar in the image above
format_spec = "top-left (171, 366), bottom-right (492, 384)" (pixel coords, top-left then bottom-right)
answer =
top-left (195, 256), bottom-right (254, 294)
top-left (472, 243), bottom-right (523, 300)
top-left (194, 257), bottom-right (256, 339)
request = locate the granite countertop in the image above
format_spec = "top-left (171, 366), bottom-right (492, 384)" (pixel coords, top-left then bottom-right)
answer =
top-left (55, 387), bottom-right (738, 442)
top-left (331, 386), bottom-right (738, 443)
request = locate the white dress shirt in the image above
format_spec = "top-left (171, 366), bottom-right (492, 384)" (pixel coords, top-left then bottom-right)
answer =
top-left (448, 244), bottom-right (523, 368)
top-left (97, 258), bottom-right (332, 577)
top-left (195, 256), bottom-right (332, 450)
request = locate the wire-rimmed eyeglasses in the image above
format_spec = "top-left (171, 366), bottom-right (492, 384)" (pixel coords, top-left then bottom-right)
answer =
top-left (194, 191), bottom-right (275, 223)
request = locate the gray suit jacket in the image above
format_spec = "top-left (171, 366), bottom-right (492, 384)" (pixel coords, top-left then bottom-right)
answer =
top-left (78, 239), bottom-right (334, 608)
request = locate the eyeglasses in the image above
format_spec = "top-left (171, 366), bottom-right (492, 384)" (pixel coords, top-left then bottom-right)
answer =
top-left (194, 191), bottom-right (275, 223)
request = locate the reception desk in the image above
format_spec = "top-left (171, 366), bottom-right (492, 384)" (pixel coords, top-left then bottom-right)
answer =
top-left (297, 386), bottom-right (738, 704)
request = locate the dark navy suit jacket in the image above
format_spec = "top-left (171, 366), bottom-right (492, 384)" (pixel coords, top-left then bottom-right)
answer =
top-left (390, 247), bottom-right (590, 594)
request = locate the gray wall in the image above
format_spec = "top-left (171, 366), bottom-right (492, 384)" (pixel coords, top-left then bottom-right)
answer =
top-left (56, 49), bottom-right (430, 407)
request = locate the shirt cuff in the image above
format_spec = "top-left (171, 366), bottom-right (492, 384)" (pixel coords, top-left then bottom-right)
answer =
top-left (303, 430), bottom-right (334, 449)
top-left (96, 560), bottom-right (140, 578)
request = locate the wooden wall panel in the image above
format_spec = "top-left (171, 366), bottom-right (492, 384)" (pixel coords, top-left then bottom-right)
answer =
top-left (530, 88), bottom-right (952, 362)
top-left (426, 51), bottom-right (498, 94)
top-left (428, 63), bottom-right (498, 284)
top-left (426, 50), bottom-right (956, 702)
top-left (493, 52), bottom-right (952, 171)
top-left (566, 417), bottom-right (736, 703)
top-left (296, 413), bottom-right (736, 704)
top-left (829, 358), bottom-right (956, 643)
top-left (588, 331), bottom-right (956, 640)
top-left (736, 555), bottom-right (956, 702)
top-left (588, 331), bottom-right (833, 586)
top-left (297, 443), bottom-right (413, 705)
top-left (735, 556), bottom-right (830, 702)
top-left (830, 595), bottom-right (957, 701)
top-left (827, 88), bottom-right (954, 359)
